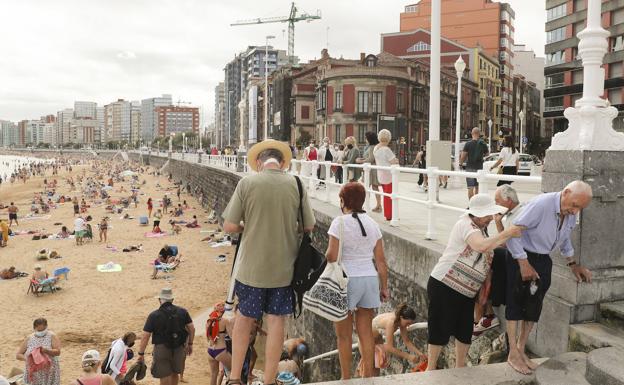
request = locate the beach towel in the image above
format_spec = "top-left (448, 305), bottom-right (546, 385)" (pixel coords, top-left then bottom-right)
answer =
top-left (105, 246), bottom-right (119, 252)
top-left (210, 241), bottom-right (232, 248)
top-left (97, 262), bottom-right (122, 272)
top-left (23, 215), bottom-right (51, 221)
top-left (145, 232), bottom-right (167, 238)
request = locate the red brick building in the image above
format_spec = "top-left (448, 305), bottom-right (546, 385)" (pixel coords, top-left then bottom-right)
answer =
top-left (155, 106), bottom-right (199, 137)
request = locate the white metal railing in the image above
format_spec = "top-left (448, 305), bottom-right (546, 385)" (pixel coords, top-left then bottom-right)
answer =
top-left (139, 152), bottom-right (541, 241)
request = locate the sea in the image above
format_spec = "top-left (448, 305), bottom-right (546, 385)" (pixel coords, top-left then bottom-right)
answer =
top-left (0, 154), bottom-right (53, 183)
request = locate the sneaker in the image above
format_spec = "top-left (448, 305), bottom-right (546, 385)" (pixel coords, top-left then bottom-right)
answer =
top-left (473, 315), bottom-right (500, 335)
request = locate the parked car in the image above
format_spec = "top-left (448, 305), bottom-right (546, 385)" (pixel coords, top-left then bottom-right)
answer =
top-left (483, 153), bottom-right (541, 176)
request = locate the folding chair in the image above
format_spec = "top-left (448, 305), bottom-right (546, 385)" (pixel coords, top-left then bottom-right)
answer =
top-left (27, 278), bottom-right (57, 296)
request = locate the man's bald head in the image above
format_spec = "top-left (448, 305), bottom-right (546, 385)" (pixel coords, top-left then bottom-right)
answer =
top-left (471, 127), bottom-right (480, 139)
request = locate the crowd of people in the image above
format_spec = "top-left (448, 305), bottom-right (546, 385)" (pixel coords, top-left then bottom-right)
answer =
top-left (0, 133), bottom-right (596, 385)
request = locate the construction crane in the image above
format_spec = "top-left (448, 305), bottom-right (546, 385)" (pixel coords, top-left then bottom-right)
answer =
top-left (231, 2), bottom-right (321, 64)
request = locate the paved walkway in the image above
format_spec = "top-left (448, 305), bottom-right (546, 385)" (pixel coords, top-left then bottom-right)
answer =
top-left (298, 172), bottom-right (541, 247)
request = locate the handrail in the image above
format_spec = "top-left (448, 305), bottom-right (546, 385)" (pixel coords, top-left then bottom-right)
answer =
top-left (303, 322), bottom-right (428, 364)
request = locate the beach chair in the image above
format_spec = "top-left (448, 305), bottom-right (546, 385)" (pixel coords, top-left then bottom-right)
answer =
top-left (53, 267), bottom-right (70, 281)
top-left (83, 224), bottom-right (94, 242)
top-left (27, 278), bottom-right (57, 296)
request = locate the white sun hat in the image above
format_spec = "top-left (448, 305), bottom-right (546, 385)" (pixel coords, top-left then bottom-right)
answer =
top-left (467, 194), bottom-right (507, 218)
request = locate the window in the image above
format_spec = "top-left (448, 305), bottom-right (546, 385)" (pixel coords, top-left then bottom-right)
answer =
top-left (613, 8), bottom-right (624, 24)
top-left (610, 62), bottom-right (623, 78)
top-left (500, 38), bottom-right (508, 48)
top-left (397, 91), bottom-right (404, 111)
top-left (546, 27), bottom-right (565, 44)
top-left (573, 20), bottom-right (586, 35)
top-left (499, 51), bottom-right (508, 61)
top-left (335, 124), bottom-right (343, 143)
top-left (404, 4), bottom-right (418, 13)
top-left (301, 105), bottom-right (310, 119)
top-left (574, 0), bottom-right (586, 12)
top-left (572, 69), bottom-right (583, 85)
top-left (335, 91), bottom-right (343, 110)
top-left (611, 35), bottom-right (624, 52)
top-left (357, 91), bottom-right (369, 113)
top-left (407, 41), bottom-right (431, 52)
top-left (545, 96), bottom-right (564, 111)
top-left (546, 3), bottom-right (566, 21)
top-left (366, 57), bottom-right (376, 67)
top-left (358, 124), bottom-right (367, 144)
top-left (501, 10), bottom-right (510, 21)
top-left (571, 93), bottom-right (582, 106)
top-left (546, 73), bottom-right (564, 88)
top-left (371, 92), bottom-right (382, 113)
top-left (609, 89), bottom-right (623, 105)
top-left (546, 50), bottom-right (566, 66)
top-left (500, 24), bottom-right (510, 35)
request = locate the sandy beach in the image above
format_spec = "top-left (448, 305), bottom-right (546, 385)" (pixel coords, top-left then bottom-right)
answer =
top-left (0, 157), bottom-right (237, 385)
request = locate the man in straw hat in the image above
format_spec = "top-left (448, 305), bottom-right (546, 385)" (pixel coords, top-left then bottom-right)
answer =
top-left (223, 140), bottom-right (316, 385)
top-left (137, 288), bottom-right (195, 385)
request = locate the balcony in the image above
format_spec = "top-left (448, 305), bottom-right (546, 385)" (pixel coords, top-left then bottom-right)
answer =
top-left (544, 105), bottom-right (564, 112)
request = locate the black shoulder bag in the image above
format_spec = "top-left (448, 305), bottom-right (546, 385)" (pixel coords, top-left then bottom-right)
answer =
top-left (291, 176), bottom-right (326, 318)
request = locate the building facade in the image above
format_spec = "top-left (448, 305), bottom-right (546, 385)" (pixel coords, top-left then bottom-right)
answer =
top-left (511, 75), bottom-right (542, 154)
top-left (56, 108), bottom-right (73, 145)
top-left (399, 0), bottom-right (515, 135)
top-left (104, 99), bottom-right (131, 143)
top-left (381, 28), bottom-right (502, 140)
top-left (155, 106), bottom-right (200, 137)
top-left (544, 0), bottom-right (624, 136)
top-left (74, 101), bottom-right (97, 119)
top-left (213, 82), bottom-right (225, 147)
top-left (224, 53), bottom-right (245, 148)
top-left (131, 101), bottom-right (141, 145)
top-left (141, 94), bottom-right (173, 142)
top-left (512, 44), bottom-right (545, 139)
top-left (1, 120), bottom-right (17, 147)
top-left (244, 46), bottom-right (289, 83)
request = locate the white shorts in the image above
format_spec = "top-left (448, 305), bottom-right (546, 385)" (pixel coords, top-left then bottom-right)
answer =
top-left (347, 276), bottom-right (380, 310)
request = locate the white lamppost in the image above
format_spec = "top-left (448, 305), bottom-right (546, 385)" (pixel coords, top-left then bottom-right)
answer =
top-left (454, 55), bottom-right (466, 171)
top-left (199, 127), bottom-right (203, 152)
top-left (168, 133), bottom-right (174, 153)
top-left (264, 35), bottom-right (275, 141)
top-left (488, 119), bottom-right (493, 153)
top-left (182, 132), bottom-right (186, 153)
top-left (518, 110), bottom-right (525, 153)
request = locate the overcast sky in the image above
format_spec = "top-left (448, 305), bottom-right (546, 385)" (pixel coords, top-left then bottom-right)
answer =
top-left (0, 0), bottom-right (545, 123)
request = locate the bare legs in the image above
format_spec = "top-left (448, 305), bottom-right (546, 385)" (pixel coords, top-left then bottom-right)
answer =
top-left (506, 320), bottom-right (534, 374)
top-left (335, 309), bottom-right (376, 380)
top-left (427, 340), bottom-right (470, 370)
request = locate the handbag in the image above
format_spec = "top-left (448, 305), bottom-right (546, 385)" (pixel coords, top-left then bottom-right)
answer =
top-left (303, 217), bottom-right (349, 322)
top-left (291, 176), bottom-right (326, 318)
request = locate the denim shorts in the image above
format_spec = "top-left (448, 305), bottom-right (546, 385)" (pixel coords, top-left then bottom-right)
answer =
top-left (465, 168), bottom-right (479, 188)
top-left (234, 280), bottom-right (293, 319)
top-left (347, 276), bottom-right (381, 310)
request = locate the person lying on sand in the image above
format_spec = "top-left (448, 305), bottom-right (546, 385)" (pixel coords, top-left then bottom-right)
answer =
top-left (0, 266), bottom-right (26, 279)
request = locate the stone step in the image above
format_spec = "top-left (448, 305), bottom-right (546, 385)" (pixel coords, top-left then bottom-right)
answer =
top-left (586, 347), bottom-right (624, 385)
top-left (569, 323), bottom-right (624, 352)
top-left (307, 359), bottom-right (547, 385)
top-left (600, 301), bottom-right (624, 332)
top-left (535, 352), bottom-right (589, 385)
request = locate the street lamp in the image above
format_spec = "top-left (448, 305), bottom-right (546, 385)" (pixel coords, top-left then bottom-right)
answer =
top-left (182, 132), bottom-right (186, 152)
top-left (264, 35), bottom-right (276, 141)
top-left (518, 109), bottom-right (525, 153)
top-left (487, 119), bottom-right (493, 153)
top-left (454, 55), bottom-right (466, 172)
top-left (169, 132), bottom-right (174, 153)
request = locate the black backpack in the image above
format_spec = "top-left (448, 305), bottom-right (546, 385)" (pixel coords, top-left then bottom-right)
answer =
top-left (160, 305), bottom-right (188, 349)
top-left (101, 348), bottom-right (112, 374)
top-left (291, 176), bottom-right (326, 318)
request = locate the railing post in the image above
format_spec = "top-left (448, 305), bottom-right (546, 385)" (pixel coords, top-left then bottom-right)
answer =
top-left (390, 165), bottom-right (400, 227)
top-left (476, 169), bottom-right (489, 195)
top-left (425, 166), bottom-right (439, 240)
top-left (363, 163), bottom-right (372, 212)
top-left (342, 164), bottom-right (348, 185)
top-left (324, 161), bottom-right (332, 202)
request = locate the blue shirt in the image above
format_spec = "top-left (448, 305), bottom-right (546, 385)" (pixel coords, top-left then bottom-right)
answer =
top-left (506, 192), bottom-right (577, 260)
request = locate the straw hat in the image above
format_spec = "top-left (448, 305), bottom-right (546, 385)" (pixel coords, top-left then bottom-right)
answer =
top-left (467, 194), bottom-right (507, 218)
top-left (155, 287), bottom-right (175, 301)
top-left (246, 140), bottom-right (292, 172)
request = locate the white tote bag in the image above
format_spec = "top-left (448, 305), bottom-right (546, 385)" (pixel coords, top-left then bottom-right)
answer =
top-left (303, 217), bottom-right (349, 322)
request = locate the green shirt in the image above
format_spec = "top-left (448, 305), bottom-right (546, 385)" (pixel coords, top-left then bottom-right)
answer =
top-left (223, 169), bottom-right (316, 288)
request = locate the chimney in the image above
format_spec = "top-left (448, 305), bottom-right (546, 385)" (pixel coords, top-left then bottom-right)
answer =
top-left (360, 52), bottom-right (365, 63)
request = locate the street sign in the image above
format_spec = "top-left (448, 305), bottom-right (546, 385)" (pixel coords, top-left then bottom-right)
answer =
top-left (522, 136), bottom-right (528, 144)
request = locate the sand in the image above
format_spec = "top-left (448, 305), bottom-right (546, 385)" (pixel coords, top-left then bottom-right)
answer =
top-left (0, 159), bottom-right (237, 385)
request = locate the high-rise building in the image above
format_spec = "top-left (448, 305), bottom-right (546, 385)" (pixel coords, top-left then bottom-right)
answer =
top-left (43, 123), bottom-right (56, 145)
top-left (224, 53), bottom-right (245, 147)
top-left (512, 75), bottom-right (541, 153)
top-left (399, 0), bottom-right (515, 135)
top-left (96, 107), bottom-right (105, 144)
top-left (74, 101), bottom-right (97, 119)
top-left (141, 94), bottom-right (173, 142)
top-left (131, 101), bottom-right (141, 145)
top-left (512, 44), bottom-right (545, 138)
top-left (71, 118), bottom-right (97, 144)
top-left (544, 0), bottom-right (624, 136)
top-left (214, 82), bottom-right (225, 147)
top-left (243, 46), bottom-right (290, 83)
top-left (155, 106), bottom-right (200, 137)
top-left (104, 99), bottom-right (131, 143)
top-left (0, 120), bottom-right (17, 147)
top-left (27, 120), bottom-right (46, 145)
top-left (56, 108), bottom-right (73, 145)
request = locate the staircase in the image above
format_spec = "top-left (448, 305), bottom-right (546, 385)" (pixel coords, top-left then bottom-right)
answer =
top-left (532, 300), bottom-right (624, 385)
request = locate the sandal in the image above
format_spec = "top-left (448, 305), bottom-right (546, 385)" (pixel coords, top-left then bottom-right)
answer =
top-left (226, 380), bottom-right (242, 385)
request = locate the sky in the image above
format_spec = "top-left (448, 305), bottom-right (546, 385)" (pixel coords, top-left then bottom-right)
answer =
top-left (0, 0), bottom-right (545, 124)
